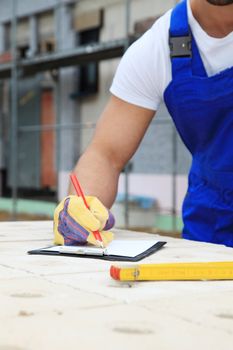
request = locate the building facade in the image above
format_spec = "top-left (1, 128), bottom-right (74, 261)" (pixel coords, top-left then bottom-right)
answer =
top-left (0, 0), bottom-right (190, 217)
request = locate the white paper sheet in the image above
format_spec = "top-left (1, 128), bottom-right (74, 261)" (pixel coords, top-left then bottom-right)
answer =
top-left (43, 239), bottom-right (159, 258)
top-left (105, 240), bottom-right (158, 257)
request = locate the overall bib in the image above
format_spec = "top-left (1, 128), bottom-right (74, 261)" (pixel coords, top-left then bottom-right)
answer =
top-left (164, 0), bottom-right (233, 247)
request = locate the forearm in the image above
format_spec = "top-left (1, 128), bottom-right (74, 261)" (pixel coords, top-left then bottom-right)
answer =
top-left (69, 96), bottom-right (155, 208)
top-left (70, 146), bottom-right (120, 209)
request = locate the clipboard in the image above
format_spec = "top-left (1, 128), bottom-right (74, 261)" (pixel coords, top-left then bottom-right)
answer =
top-left (28, 240), bottom-right (166, 262)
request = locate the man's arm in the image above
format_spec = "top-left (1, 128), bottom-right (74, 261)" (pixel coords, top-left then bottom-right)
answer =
top-left (71, 95), bottom-right (156, 208)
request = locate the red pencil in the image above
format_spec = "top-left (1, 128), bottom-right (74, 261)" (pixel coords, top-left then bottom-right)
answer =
top-left (70, 173), bottom-right (104, 247)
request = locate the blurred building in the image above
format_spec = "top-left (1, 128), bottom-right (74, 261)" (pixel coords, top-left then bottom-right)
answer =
top-left (0, 0), bottom-right (189, 218)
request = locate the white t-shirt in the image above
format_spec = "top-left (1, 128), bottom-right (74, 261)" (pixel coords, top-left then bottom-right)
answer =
top-left (110, 0), bottom-right (233, 111)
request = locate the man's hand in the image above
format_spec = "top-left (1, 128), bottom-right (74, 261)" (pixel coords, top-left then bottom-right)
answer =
top-left (53, 195), bottom-right (115, 247)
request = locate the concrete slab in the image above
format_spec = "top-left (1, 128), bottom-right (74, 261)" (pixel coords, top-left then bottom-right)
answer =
top-left (48, 270), bottom-right (233, 303)
top-left (0, 221), bottom-right (233, 350)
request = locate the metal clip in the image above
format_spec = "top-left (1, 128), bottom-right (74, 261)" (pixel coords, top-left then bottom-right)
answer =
top-left (169, 34), bottom-right (192, 58)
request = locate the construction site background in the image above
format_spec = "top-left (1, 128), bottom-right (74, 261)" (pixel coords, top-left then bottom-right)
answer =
top-left (0, 0), bottom-right (188, 236)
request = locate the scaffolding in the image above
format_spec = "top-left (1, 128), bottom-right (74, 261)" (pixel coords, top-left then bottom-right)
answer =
top-left (0, 0), bottom-right (182, 232)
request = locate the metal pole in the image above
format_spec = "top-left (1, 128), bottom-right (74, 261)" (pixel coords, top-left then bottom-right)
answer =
top-left (10, 0), bottom-right (18, 219)
top-left (125, 0), bottom-right (131, 48)
top-left (55, 0), bottom-right (62, 201)
top-left (123, 0), bottom-right (131, 229)
top-left (17, 118), bottom-right (171, 133)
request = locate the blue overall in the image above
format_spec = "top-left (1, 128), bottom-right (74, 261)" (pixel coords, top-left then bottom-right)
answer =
top-left (164, 0), bottom-right (233, 247)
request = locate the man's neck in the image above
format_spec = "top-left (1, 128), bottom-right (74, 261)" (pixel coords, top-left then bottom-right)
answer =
top-left (190, 0), bottom-right (233, 38)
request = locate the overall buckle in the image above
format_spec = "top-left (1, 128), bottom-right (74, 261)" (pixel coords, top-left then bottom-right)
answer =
top-left (169, 33), bottom-right (192, 58)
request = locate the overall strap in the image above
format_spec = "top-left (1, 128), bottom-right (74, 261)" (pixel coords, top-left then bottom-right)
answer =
top-left (169, 0), bottom-right (207, 79)
top-left (192, 36), bottom-right (207, 77)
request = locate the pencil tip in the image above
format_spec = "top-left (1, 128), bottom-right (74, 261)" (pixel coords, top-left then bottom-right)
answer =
top-left (97, 241), bottom-right (104, 248)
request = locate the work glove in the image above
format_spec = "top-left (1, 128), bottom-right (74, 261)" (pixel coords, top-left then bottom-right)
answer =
top-left (53, 195), bottom-right (115, 247)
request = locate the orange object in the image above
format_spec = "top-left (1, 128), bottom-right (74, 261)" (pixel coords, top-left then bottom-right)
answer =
top-left (40, 90), bottom-right (56, 188)
top-left (70, 173), bottom-right (104, 247)
top-left (110, 266), bottom-right (121, 280)
top-left (0, 51), bottom-right (12, 64)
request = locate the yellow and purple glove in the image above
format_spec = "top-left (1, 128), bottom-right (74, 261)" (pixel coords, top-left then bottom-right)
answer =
top-left (53, 195), bottom-right (115, 247)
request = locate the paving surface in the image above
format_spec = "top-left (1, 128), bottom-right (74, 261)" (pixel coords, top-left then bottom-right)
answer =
top-left (0, 221), bottom-right (233, 350)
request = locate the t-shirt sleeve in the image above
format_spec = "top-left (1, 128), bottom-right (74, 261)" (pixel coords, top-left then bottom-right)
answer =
top-left (110, 17), bottom-right (170, 111)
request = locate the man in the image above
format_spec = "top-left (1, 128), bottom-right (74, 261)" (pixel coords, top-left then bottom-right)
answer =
top-left (54, 0), bottom-right (233, 248)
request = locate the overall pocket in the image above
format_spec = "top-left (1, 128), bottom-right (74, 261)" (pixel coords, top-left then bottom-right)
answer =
top-left (182, 173), bottom-right (218, 243)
